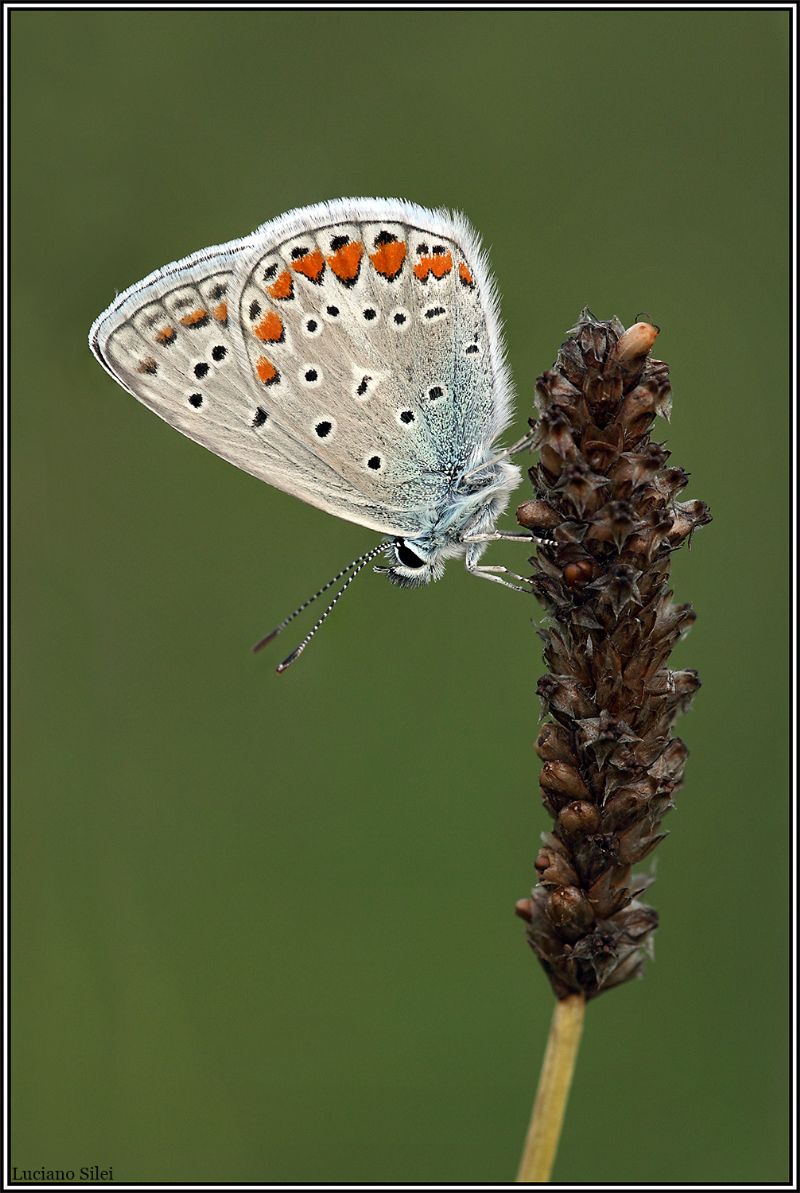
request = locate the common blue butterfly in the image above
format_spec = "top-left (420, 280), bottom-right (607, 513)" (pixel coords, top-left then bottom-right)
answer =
top-left (89, 198), bottom-right (542, 669)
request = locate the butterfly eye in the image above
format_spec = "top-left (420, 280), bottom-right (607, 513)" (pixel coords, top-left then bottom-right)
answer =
top-left (395, 540), bottom-right (426, 569)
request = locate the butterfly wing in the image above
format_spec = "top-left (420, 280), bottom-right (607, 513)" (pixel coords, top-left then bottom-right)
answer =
top-left (89, 233), bottom-right (390, 533)
top-left (90, 198), bottom-right (514, 538)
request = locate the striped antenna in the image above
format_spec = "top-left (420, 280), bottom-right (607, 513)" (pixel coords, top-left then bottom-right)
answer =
top-left (275, 542), bottom-right (386, 674)
top-left (251, 543), bottom-right (387, 654)
top-left (251, 541), bottom-right (387, 671)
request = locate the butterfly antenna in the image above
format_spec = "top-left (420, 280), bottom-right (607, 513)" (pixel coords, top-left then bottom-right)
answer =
top-left (274, 542), bottom-right (386, 674)
top-left (251, 543), bottom-right (388, 654)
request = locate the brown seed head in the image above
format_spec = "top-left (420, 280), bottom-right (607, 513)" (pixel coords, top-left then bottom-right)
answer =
top-left (517, 309), bottom-right (709, 1000)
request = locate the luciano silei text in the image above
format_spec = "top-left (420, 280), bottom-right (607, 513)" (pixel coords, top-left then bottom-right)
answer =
top-left (12, 1167), bottom-right (113, 1182)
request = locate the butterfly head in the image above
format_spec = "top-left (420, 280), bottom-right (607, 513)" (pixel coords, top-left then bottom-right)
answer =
top-left (382, 538), bottom-right (442, 587)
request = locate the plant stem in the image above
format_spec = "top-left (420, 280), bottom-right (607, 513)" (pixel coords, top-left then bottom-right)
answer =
top-left (516, 994), bottom-right (586, 1183)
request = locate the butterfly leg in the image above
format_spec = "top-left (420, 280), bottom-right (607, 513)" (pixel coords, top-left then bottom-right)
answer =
top-left (500, 427), bottom-right (538, 458)
top-left (467, 563), bottom-right (531, 593)
top-left (463, 530), bottom-right (557, 548)
top-left (460, 429), bottom-right (539, 482)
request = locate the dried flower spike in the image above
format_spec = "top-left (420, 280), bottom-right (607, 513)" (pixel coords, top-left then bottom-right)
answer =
top-left (517, 309), bottom-right (710, 1002)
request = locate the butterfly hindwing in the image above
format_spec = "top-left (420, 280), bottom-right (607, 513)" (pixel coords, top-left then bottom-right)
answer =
top-left (237, 218), bottom-right (450, 515)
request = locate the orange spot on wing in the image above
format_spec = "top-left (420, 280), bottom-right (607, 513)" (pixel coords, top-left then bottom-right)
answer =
top-left (155, 325), bottom-right (176, 345)
top-left (370, 241), bottom-right (406, 279)
top-left (291, 249), bottom-right (325, 282)
top-left (267, 270), bottom-right (294, 300)
top-left (253, 311), bottom-right (284, 343)
top-left (255, 355), bottom-right (280, 385)
top-left (179, 308), bottom-right (209, 327)
top-left (327, 241), bottom-right (363, 282)
top-left (414, 252), bottom-right (452, 281)
top-left (212, 301), bottom-right (228, 323)
top-left (459, 262), bottom-right (475, 288)
top-left (430, 251), bottom-right (452, 279)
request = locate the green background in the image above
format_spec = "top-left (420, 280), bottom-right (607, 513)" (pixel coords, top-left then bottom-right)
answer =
top-left (11, 9), bottom-right (790, 1185)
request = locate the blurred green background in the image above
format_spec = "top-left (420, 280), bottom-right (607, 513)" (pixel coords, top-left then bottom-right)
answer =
top-left (11, 9), bottom-right (790, 1185)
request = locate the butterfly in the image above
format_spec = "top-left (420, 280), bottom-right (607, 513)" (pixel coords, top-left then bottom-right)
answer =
top-left (89, 198), bottom-right (543, 670)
